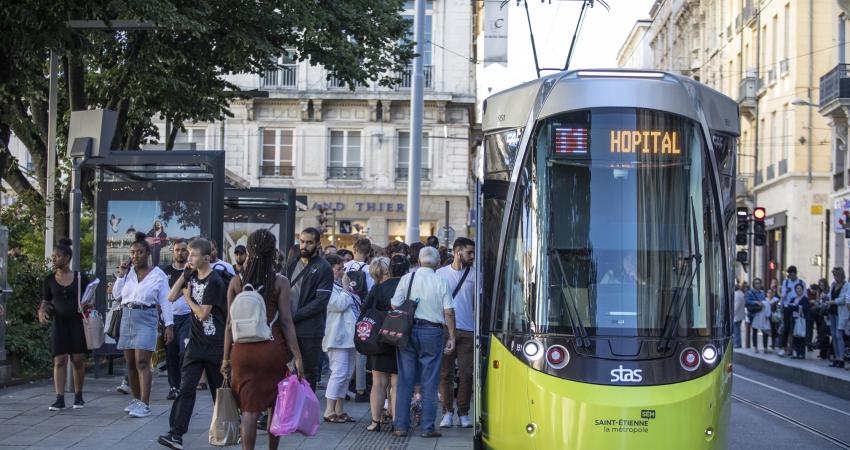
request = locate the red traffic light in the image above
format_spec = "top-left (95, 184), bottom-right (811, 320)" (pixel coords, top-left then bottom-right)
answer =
top-left (753, 207), bottom-right (766, 221)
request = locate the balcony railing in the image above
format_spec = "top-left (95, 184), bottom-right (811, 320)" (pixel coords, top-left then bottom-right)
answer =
top-left (397, 65), bottom-right (433, 89)
top-left (260, 165), bottom-right (294, 177)
top-left (738, 75), bottom-right (759, 104)
top-left (779, 59), bottom-right (789, 76)
top-left (395, 167), bottom-right (431, 181)
top-left (821, 64), bottom-right (850, 106)
top-left (327, 166), bottom-right (362, 180)
top-left (261, 64), bottom-right (297, 89)
top-left (327, 76), bottom-right (367, 90)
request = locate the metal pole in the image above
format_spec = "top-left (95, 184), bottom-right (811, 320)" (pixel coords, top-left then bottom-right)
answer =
top-left (331, 208), bottom-right (337, 247)
top-left (45, 51), bottom-right (59, 261)
top-left (444, 200), bottom-right (450, 247)
top-left (69, 160), bottom-right (82, 272)
top-left (405, 0), bottom-right (425, 244)
top-left (807, 0), bottom-right (814, 184)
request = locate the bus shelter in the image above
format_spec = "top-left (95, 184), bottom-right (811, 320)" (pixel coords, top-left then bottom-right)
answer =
top-left (85, 150), bottom-right (225, 375)
top-left (222, 188), bottom-right (297, 265)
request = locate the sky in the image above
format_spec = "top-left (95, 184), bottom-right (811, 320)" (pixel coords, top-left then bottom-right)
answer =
top-left (479, 0), bottom-right (656, 98)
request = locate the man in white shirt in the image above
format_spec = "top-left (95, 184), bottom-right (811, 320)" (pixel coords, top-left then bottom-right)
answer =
top-left (209, 240), bottom-right (236, 276)
top-left (437, 237), bottom-right (475, 428)
top-left (160, 240), bottom-right (191, 400)
top-left (391, 247), bottom-right (456, 438)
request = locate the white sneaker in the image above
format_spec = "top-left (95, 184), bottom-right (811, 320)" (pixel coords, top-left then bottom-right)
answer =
top-left (440, 413), bottom-right (454, 428)
top-left (129, 402), bottom-right (151, 418)
top-left (459, 415), bottom-right (472, 428)
top-left (116, 381), bottom-right (131, 394)
top-left (124, 399), bottom-right (142, 413)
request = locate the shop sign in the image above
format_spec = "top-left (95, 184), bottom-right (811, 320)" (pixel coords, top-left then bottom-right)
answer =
top-left (310, 201), bottom-right (406, 213)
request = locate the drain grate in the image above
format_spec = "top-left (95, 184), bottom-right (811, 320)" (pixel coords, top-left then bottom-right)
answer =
top-left (341, 418), bottom-right (412, 450)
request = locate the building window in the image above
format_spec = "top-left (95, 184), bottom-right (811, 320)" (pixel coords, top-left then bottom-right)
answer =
top-left (399, 14), bottom-right (433, 89)
top-left (174, 127), bottom-right (206, 150)
top-left (396, 131), bottom-right (431, 181)
top-left (261, 129), bottom-right (294, 177)
top-left (262, 50), bottom-right (298, 89)
top-left (328, 130), bottom-right (362, 179)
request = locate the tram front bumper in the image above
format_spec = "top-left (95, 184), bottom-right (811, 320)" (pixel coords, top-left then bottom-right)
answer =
top-left (482, 337), bottom-right (732, 450)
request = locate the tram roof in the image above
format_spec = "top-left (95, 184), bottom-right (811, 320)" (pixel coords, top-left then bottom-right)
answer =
top-left (482, 69), bottom-right (740, 137)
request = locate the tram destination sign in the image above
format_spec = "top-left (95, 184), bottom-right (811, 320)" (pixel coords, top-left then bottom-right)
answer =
top-left (609, 130), bottom-right (681, 155)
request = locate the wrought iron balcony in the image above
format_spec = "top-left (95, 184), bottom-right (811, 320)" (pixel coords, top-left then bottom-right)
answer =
top-left (327, 76), bottom-right (367, 90)
top-left (395, 167), bottom-right (431, 181)
top-left (738, 75), bottom-right (759, 119)
top-left (327, 166), bottom-right (362, 180)
top-left (261, 64), bottom-right (297, 89)
top-left (259, 165), bottom-right (294, 177)
top-left (397, 65), bottom-right (433, 89)
top-left (820, 64), bottom-right (850, 107)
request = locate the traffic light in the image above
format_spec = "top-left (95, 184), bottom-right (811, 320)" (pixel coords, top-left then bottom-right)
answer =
top-left (736, 207), bottom-right (749, 245)
top-left (753, 207), bottom-right (767, 246)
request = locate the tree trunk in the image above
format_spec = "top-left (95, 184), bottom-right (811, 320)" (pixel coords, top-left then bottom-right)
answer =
top-left (110, 98), bottom-right (131, 150)
top-left (64, 53), bottom-right (87, 112)
top-left (166, 119), bottom-right (179, 150)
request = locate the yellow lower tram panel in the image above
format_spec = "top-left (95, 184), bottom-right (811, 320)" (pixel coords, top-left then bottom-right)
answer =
top-left (482, 336), bottom-right (732, 450)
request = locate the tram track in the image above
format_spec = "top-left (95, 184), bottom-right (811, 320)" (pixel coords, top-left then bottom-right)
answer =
top-left (731, 393), bottom-right (850, 450)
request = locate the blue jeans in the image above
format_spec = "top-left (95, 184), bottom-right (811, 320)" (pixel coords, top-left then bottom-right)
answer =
top-left (733, 320), bottom-right (742, 348)
top-left (395, 326), bottom-right (445, 433)
top-left (830, 314), bottom-right (846, 362)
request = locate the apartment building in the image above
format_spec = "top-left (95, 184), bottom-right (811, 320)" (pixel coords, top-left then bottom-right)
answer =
top-left (621, 0), bottom-right (834, 284)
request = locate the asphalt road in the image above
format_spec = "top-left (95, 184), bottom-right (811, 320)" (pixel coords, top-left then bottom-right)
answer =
top-left (729, 364), bottom-right (850, 450)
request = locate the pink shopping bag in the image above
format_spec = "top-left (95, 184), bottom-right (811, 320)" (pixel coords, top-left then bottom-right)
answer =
top-left (269, 374), bottom-right (320, 437)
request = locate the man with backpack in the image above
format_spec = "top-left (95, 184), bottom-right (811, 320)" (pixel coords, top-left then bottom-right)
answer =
top-left (779, 266), bottom-right (806, 357)
top-left (158, 238), bottom-right (227, 450)
top-left (286, 227), bottom-right (334, 392)
top-left (210, 239), bottom-right (236, 278)
top-left (437, 237), bottom-right (475, 429)
top-left (344, 238), bottom-right (373, 401)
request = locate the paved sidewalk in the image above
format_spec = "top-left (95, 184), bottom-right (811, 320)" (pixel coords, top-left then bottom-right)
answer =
top-left (733, 346), bottom-right (850, 400)
top-left (0, 373), bottom-right (473, 449)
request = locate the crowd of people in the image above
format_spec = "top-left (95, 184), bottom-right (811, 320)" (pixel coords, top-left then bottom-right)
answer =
top-left (37, 228), bottom-right (476, 449)
top-left (733, 265), bottom-right (850, 369)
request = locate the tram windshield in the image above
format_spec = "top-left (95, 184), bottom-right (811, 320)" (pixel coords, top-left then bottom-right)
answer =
top-left (533, 108), bottom-right (722, 338)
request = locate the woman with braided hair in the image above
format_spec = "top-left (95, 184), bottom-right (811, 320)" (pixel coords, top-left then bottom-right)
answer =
top-left (221, 229), bottom-right (304, 450)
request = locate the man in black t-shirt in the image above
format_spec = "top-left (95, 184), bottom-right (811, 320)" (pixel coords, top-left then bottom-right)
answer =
top-left (158, 238), bottom-right (227, 450)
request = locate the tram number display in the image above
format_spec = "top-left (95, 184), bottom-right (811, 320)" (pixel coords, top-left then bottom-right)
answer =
top-left (610, 130), bottom-right (681, 155)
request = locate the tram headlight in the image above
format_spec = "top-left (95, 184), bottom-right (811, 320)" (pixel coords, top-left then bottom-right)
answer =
top-left (522, 340), bottom-right (543, 361)
top-left (680, 347), bottom-right (701, 371)
top-left (545, 345), bottom-right (570, 369)
top-left (701, 345), bottom-right (718, 364)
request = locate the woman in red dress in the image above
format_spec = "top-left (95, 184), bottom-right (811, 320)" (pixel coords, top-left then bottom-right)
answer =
top-left (221, 229), bottom-right (303, 450)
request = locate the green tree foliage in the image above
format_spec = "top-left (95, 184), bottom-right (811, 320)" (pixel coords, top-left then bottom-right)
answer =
top-left (4, 256), bottom-right (51, 376)
top-left (0, 0), bottom-right (413, 238)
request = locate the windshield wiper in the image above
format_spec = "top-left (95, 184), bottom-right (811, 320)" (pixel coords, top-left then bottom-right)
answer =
top-left (657, 198), bottom-right (703, 352)
top-left (550, 251), bottom-right (592, 349)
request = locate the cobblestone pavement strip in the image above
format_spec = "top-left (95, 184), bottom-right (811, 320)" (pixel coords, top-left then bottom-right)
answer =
top-left (0, 373), bottom-right (473, 449)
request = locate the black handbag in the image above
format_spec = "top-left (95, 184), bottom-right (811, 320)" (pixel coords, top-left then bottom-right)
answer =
top-left (379, 272), bottom-right (417, 349)
top-left (106, 306), bottom-right (122, 341)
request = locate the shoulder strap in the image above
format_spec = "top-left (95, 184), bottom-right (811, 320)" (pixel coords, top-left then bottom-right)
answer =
top-left (77, 272), bottom-right (82, 311)
top-left (452, 266), bottom-right (471, 299)
top-left (290, 259), bottom-right (315, 287)
top-left (405, 272), bottom-right (417, 303)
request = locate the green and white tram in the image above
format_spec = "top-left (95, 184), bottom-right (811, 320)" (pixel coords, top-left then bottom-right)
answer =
top-left (474, 70), bottom-right (740, 449)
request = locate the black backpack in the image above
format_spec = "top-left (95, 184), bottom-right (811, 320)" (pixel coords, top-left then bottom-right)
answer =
top-left (212, 262), bottom-right (235, 287)
top-left (354, 307), bottom-right (390, 356)
top-left (345, 262), bottom-right (369, 300)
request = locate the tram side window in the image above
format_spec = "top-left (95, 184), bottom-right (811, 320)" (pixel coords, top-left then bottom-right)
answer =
top-left (498, 159), bottom-right (537, 334)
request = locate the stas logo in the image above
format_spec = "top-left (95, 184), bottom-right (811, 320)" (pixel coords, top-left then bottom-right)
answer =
top-left (610, 365), bottom-right (643, 383)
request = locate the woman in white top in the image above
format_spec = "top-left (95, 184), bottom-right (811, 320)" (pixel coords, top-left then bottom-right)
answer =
top-left (751, 296), bottom-right (772, 353)
top-left (322, 254), bottom-right (359, 423)
top-left (113, 236), bottom-right (174, 418)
